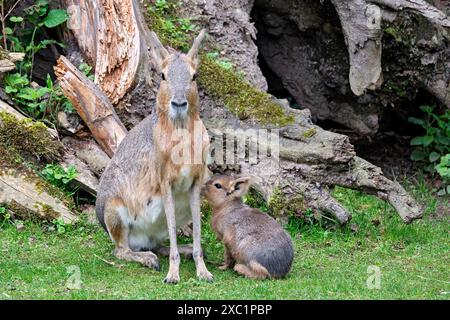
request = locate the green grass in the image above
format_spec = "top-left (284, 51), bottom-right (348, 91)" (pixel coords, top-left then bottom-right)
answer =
top-left (0, 185), bottom-right (448, 300)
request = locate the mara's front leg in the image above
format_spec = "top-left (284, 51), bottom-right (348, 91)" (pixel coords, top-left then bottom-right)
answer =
top-left (190, 181), bottom-right (214, 282)
top-left (162, 185), bottom-right (180, 284)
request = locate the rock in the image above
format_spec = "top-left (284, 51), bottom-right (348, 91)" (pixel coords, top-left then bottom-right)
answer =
top-left (15, 221), bottom-right (25, 232)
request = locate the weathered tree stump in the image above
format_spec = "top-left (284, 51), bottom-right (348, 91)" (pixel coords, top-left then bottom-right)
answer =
top-left (53, 0), bottom-right (431, 224)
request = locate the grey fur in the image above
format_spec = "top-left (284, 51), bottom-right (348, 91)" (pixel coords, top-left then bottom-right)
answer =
top-left (96, 114), bottom-right (157, 232)
top-left (230, 206), bottom-right (292, 278)
top-left (213, 200), bottom-right (294, 278)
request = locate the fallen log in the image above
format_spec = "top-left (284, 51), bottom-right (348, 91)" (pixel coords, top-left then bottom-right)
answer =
top-left (0, 100), bottom-right (100, 196)
top-left (0, 104), bottom-right (77, 223)
top-left (0, 171), bottom-right (77, 224)
top-left (0, 50), bottom-right (25, 73)
top-left (54, 56), bottom-right (128, 157)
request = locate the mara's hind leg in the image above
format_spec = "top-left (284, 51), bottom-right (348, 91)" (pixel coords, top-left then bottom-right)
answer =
top-left (104, 198), bottom-right (160, 271)
top-left (234, 261), bottom-right (270, 280)
top-left (155, 245), bottom-right (194, 259)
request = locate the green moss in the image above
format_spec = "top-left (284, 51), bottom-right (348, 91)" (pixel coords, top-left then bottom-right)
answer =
top-left (0, 48), bottom-right (9, 60)
top-left (0, 111), bottom-right (61, 164)
top-left (6, 201), bottom-right (37, 221)
top-left (243, 188), bottom-right (268, 212)
top-left (268, 187), bottom-right (305, 219)
top-left (198, 55), bottom-right (294, 126)
top-left (34, 202), bottom-right (60, 220)
top-left (145, 0), bottom-right (195, 53)
top-left (302, 128), bottom-right (317, 138)
top-left (145, 1), bottom-right (294, 127)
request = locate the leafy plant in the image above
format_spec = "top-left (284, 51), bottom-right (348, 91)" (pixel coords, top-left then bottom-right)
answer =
top-left (435, 154), bottom-right (450, 196)
top-left (0, 205), bottom-right (13, 228)
top-left (146, 0), bottom-right (199, 52)
top-left (2, 1), bottom-right (71, 121)
top-left (41, 164), bottom-right (78, 191)
top-left (79, 61), bottom-right (94, 81)
top-left (45, 74), bottom-right (74, 114)
top-left (206, 51), bottom-right (233, 70)
top-left (4, 72), bottom-right (72, 119)
top-left (2, 0), bottom-right (68, 75)
top-left (155, 0), bottom-right (170, 14)
top-left (408, 106), bottom-right (450, 173)
top-left (51, 217), bottom-right (67, 234)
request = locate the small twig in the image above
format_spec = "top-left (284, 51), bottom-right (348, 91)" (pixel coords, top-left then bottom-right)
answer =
top-left (93, 253), bottom-right (116, 266)
top-left (416, 275), bottom-right (450, 284)
top-left (5, 0), bottom-right (22, 20)
top-left (1, 0), bottom-right (22, 50)
top-left (1, 2), bottom-right (6, 50)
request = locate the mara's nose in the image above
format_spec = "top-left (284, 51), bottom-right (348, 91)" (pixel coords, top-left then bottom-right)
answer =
top-left (171, 99), bottom-right (188, 109)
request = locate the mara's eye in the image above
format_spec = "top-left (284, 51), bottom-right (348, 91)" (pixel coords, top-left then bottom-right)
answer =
top-left (214, 183), bottom-right (222, 189)
top-left (192, 73), bottom-right (197, 81)
top-left (161, 73), bottom-right (166, 80)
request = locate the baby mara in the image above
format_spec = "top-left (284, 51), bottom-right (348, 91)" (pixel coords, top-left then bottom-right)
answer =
top-left (202, 175), bottom-right (294, 279)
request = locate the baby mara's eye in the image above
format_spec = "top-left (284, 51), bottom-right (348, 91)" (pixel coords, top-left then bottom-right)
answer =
top-left (214, 183), bottom-right (222, 189)
top-left (161, 73), bottom-right (166, 80)
top-left (192, 73), bottom-right (197, 81)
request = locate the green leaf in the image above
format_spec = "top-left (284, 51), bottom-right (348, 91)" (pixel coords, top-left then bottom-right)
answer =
top-left (9, 16), bottom-right (24, 23)
top-left (5, 86), bottom-right (17, 94)
top-left (43, 9), bottom-right (68, 28)
top-left (4, 27), bottom-right (13, 35)
top-left (408, 117), bottom-right (425, 127)
top-left (410, 136), bottom-right (425, 146)
top-left (410, 149), bottom-right (427, 161)
top-left (419, 105), bottom-right (433, 114)
top-left (429, 152), bottom-right (440, 163)
top-left (436, 135), bottom-right (450, 146)
top-left (422, 135), bottom-right (434, 147)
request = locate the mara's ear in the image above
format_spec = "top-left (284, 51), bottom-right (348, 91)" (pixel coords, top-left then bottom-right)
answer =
top-left (187, 29), bottom-right (207, 66)
top-left (148, 31), bottom-right (169, 71)
top-left (229, 176), bottom-right (253, 198)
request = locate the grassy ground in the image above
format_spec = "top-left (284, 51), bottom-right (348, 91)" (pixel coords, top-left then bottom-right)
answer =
top-left (0, 180), bottom-right (448, 300)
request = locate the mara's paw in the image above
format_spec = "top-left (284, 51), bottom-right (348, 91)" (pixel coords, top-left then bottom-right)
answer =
top-left (142, 253), bottom-right (160, 271)
top-left (164, 271), bottom-right (180, 284)
top-left (197, 269), bottom-right (214, 282)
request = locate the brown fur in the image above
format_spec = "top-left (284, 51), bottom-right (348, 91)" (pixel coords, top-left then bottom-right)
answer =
top-left (203, 175), bottom-right (294, 279)
top-left (96, 30), bottom-right (212, 284)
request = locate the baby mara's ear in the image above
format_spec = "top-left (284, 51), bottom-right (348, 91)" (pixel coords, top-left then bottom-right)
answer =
top-left (228, 176), bottom-right (253, 199)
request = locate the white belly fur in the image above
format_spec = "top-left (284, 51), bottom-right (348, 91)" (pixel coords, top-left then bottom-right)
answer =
top-left (128, 166), bottom-right (194, 251)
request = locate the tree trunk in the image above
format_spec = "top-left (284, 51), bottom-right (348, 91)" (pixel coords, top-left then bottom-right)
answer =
top-left (55, 0), bottom-right (431, 224)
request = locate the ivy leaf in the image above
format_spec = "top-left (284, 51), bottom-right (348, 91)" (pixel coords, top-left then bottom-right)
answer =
top-left (43, 9), bottom-right (68, 28)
